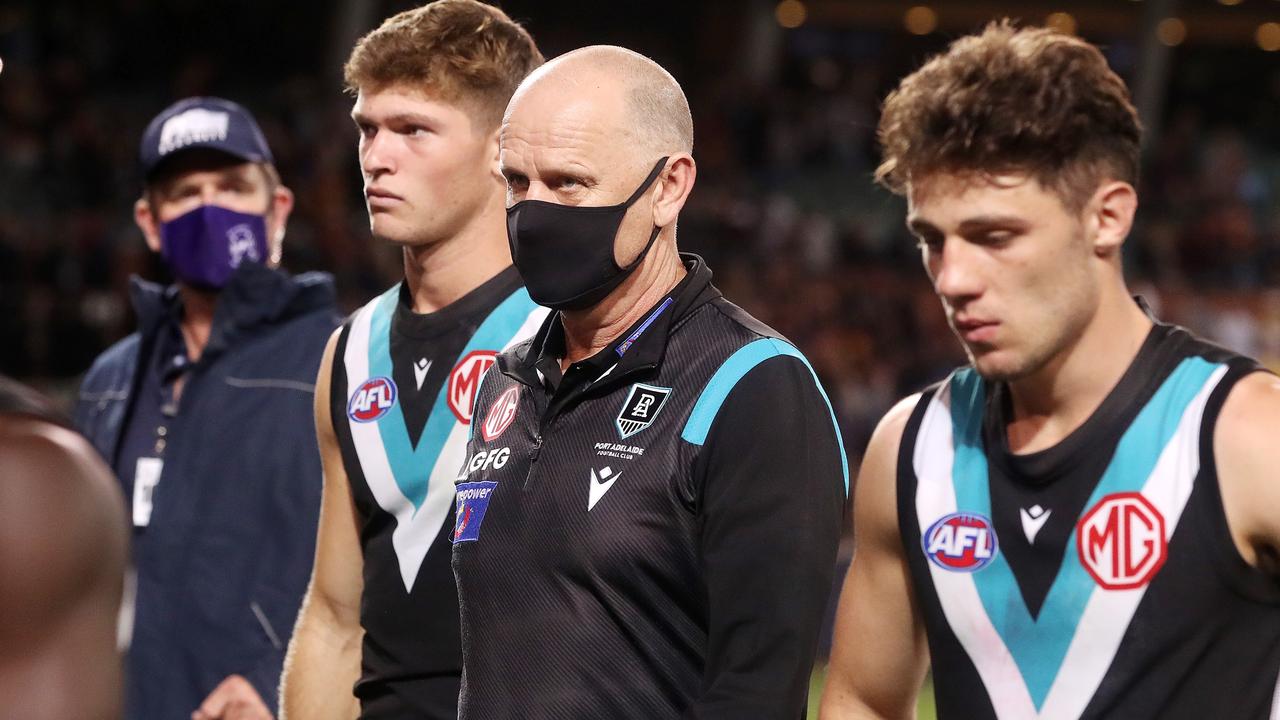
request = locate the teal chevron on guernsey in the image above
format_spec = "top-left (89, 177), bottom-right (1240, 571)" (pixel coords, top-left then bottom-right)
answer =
top-left (946, 357), bottom-right (1224, 710)
top-left (680, 337), bottom-right (850, 495)
top-left (367, 285), bottom-right (541, 508)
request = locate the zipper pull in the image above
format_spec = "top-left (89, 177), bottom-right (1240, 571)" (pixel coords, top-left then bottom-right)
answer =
top-left (524, 434), bottom-right (543, 488)
top-left (529, 434), bottom-right (542, 463)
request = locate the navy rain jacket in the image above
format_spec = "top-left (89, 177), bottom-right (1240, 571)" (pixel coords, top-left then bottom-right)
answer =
top-left (75, 263), bottom-right (340, 718)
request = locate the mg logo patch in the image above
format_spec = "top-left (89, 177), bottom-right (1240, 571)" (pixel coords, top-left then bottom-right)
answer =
top-left (1077, 492), bottom-right (1167, 590)
top-left (453, 481), bottom-right (498, 543)
top-left (481, 386), bottom-right (520, 442)
top-left (348, 376), bottom-right (397, 423)
top-left (616, 383), bottom-right (671, 439)
top-left (923, 512), bottom-right (998, 572)
top-left (448, 350), bottom-right (498, 424)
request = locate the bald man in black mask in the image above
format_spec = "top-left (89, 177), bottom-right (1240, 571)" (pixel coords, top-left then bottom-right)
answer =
top-left (452, 45), bottom-right (848, 719)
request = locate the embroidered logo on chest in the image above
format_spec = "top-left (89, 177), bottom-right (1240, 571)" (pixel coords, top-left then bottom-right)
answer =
top-left (347, 376), bottom-right (397, 423)
top-left (481, 386), bottom-right (520, 441)
top-left (448, 350), bottom-right (498, 423)
top-left (923, 512), bottom-right (999, 572)
top-left (616, 383), bottom-right (672, 439)
top-left (1077, 492), bottom-right (1167, 590)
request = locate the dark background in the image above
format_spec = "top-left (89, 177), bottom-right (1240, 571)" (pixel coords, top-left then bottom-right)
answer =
top-left (2, 0), bottom-right (1278, 473)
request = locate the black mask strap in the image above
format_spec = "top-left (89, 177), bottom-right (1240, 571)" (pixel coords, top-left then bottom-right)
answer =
top-left (621, 157), bottom-right (670, 208)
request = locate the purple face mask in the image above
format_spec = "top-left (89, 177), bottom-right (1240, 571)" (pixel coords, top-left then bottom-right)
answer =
top-left (158, 205), bottom-right (270, 289)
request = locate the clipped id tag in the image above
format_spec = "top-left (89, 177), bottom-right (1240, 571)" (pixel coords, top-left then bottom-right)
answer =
top-left (132, 457), bottom-right (163, 527)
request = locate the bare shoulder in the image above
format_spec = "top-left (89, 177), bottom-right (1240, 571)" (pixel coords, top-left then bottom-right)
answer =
top-left (1215, 371), bottom-right (1280, 472)
top-left (862, 393), bottom-right (922, 479)
top-left (0, 417), bottom-right (126, 631)
top-left (854, 393), bottom-right (923, 543)
top-left (314, 327), bottom-right (344, 434)
top-left (1213, 371), bottom-right (1280, 561)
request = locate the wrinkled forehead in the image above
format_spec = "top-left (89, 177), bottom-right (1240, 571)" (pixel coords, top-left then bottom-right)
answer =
top-left (501, 78), bottom-right (632, 171)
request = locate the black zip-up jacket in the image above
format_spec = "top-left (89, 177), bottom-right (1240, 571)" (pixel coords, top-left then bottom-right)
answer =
top-left (452, 254), bottom-right (847, 719)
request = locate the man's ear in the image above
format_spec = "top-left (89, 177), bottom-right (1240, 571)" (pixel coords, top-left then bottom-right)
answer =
top-left (1088, 180), bottom-right (1138, 258)
top-left (134, 197), bottom-right (163, 254)
top-left (652, 154), bottom-right (696, 229)
top-left (266, 185), bottom-right (295, 266)
top-left (487, 126), bottom-right (502, 184)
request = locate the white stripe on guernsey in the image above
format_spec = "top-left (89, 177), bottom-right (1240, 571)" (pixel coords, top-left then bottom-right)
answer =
top-left (344, 302), bottom-right (548, 592)
top-left (1270, 663), bottom-right (1280, 720)
top-left (1038, 364), bottom-right (1226, 718)
top-left (917, 366), bottom-right (1228, 719)
top-left (344, 299), bottom-right (421, 591)
top-left (914, 381), bottom-right (1041, 719)
top-left (510, 306), bottom-right (551, 353)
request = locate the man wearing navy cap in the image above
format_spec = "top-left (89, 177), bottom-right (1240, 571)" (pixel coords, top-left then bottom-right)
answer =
top-left (75, 97), bottom-right (340, 720)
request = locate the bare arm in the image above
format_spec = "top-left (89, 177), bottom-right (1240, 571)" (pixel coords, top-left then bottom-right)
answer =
top-left (820, 396), bottom-right (929, 720)
top-left (279, 329), bottom-right (364, 720)
top-left (0, 417), bottom-right (128, 720)
top-left (1215, 371), bottom-right (1280, 575)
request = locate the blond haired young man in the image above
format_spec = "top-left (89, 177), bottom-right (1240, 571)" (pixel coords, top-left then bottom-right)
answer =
top-left (280, 3), bottom-right (544, 718)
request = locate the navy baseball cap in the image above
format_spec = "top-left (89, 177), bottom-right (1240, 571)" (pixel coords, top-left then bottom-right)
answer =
top-left (139, 97), bottom-right (274, 181)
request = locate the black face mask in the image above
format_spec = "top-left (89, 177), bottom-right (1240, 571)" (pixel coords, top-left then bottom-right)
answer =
top-left (506, 157), bottom-right (669, 311)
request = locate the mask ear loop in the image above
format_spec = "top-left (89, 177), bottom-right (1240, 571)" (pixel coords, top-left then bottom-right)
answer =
top-left (617, 156), bottom-right (671, 272)
top-left (622, 156), bottom-right (671, 208)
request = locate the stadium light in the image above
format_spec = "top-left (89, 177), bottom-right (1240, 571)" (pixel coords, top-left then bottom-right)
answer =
top-left (904, 6), bottom-right (938, 36)
top-left (1258, 22), bottom-right (1280, 51)
top-left (775, 0), bottom-right (806, 29)
top-left (1046, 12), bottom-right (1078, 35)
top-left (1156, 18), bottom-right (1187, 46)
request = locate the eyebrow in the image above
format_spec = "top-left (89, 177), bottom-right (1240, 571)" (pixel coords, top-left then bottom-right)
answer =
top-left (500, 158), bottom-right (598, 185)
top-left (350, 111), bottom-right (437, 126)
top-left (161, 166), bottom-right (255, 194)
top-left (907, 213), bottom-right (1031, 235)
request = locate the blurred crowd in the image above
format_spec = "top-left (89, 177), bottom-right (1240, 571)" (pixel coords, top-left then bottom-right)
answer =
top-left (2, 1), bottom-right (1279, 469)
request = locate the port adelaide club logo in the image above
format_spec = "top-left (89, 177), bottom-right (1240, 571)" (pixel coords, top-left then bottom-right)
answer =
top-left (616, 383), bottom-right (671, 439)
top-left (348, 376), bottom-right (398, 423)
top-left (923, 512), bottom-right (999, 572)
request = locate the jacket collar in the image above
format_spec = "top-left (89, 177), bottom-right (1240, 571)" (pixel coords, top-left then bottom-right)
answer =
top-left (129, 262), bottom-right (336, 361)
top-left (503, 253), bottom-right (720, 388)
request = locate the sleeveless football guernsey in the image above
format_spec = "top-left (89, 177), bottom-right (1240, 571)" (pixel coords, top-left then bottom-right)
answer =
top-left (330, 268), bottom-right (546, 718)
top-left (900, 323), bottom-right (1280, 719)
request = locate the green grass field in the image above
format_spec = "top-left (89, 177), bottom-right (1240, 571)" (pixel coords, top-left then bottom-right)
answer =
top-left (808, 666), bottom-right (937, 720)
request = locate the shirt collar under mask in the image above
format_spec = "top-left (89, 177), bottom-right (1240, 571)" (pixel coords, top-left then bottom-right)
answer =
top-left (506, 156), bottom-right (669, 312)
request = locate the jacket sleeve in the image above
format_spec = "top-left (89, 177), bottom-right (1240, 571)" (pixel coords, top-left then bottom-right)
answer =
top-left (685, 355), bottom-right (846, 719)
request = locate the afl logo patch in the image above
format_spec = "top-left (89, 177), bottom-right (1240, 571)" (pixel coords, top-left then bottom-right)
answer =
top-left (348, 376), bottom-right (397, 423)
top-left (481, 386), bottom-right (520, 442)
top-left (923, 512), bottom-right (998, 572)
top-left (1077, 492), bottom-right (1167, 590)
top-left (448, 350), bottom-right (498, 424)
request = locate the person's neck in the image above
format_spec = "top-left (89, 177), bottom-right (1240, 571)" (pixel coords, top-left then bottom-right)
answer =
top-left (176, 284), bottom-right (218, 362)
top-left (402, 199), bottom-right (511, 315)
top-left (1004, 285), bottom-right (1153, 454)
top-left (559, 240), bottom-right (685, 369)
